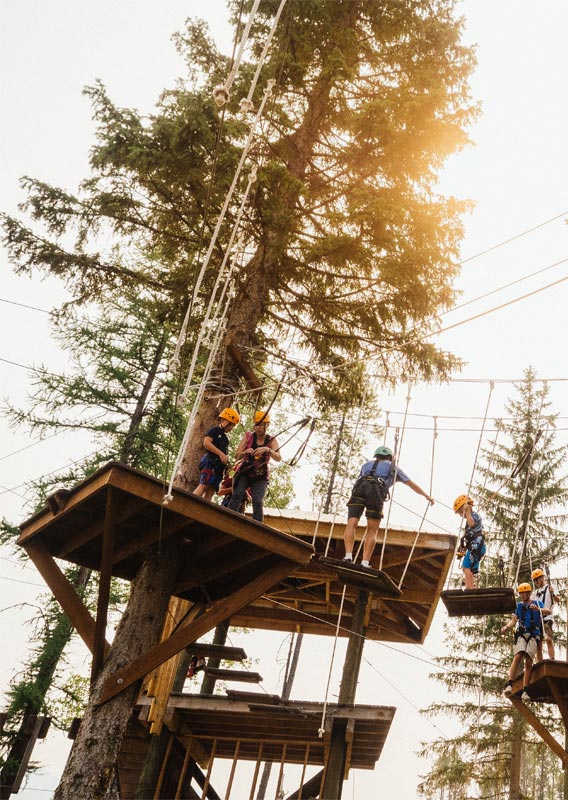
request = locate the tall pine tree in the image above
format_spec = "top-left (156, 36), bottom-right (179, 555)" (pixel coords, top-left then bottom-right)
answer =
top-left (419, 370), bottom-right (568, 800)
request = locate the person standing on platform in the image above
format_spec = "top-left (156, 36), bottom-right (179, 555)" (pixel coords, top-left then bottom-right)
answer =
top-left (501, 582), bottom-right (549, 701)
top-left (228, 411), bottom-right (281, 523)
top-left (453, 495), bottom-right (486, 589)
top-left (532, 567), bottom-right (557, 660)
top-left (194, 407), bottom-right (240, 501)
top-left (342, 445), bottom-right (434, 569)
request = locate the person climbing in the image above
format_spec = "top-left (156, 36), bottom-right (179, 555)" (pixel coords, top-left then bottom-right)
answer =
top-left (227, 411), bottom-right (281, 523)
top-left (194, 407), bottom-right (240, 501)
top-left (501, 582), bottom-right (549, 701)
top-left (454, 495), bottom-right (486, 590)
top-left (532, 567), bottom-right (557, 661)
top-left (342, 445), bottom-right (434, 570)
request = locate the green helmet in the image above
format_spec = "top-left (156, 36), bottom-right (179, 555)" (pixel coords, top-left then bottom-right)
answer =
top-left (374, 445), bottom-right (393, 457)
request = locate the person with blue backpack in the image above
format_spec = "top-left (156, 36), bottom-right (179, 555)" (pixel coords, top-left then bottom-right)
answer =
top-left (342, 445), bottom-right (434, 569)
top-left (501, 582), bottom-right (550, 701)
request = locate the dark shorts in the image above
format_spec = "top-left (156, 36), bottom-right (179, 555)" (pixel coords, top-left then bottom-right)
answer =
top-left (347, 478), bottom-right (385, 521)
top-left (199, 455), bottom-right (223, 491)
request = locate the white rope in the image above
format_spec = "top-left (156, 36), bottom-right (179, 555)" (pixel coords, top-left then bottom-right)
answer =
top-left (240, 0), bottom-right (288, 113)
top-left (446, 381), bottom-right (493, 587)
top-left (323, 390), bottom-right (368, 558)
top-left (379, 384), bottom-right (412, 571)
top-left (213, 0), bottom-right (263, 107)
top-left (512, 419), bottom-right (549, 587)
top-left (318, 586), bottom-right (347, 738)
top-left (397, 414), bottom-right (438, 589)
top-left (170, 79), bottom-right (275, 371)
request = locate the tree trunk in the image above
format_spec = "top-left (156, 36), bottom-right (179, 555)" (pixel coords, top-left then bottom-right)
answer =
top-left (509, 710), bottom-right (523, 800)
top-left (54, 540), bottom-right (181, 800)
top-left (323, 412), bottom-right (346, 515)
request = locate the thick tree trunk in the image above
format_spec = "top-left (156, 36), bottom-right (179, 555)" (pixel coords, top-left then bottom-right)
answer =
top-left (54, 541), bottom-right (181, 800)
top-left (509, 710), bottom-right (523, 800)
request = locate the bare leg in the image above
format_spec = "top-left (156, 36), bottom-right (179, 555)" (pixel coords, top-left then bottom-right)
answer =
top-left (362, 519), bottom-right (380, 563)
top-left (546, 636), bottom-right (555, 660)
top-left (508, 653), bottom-right (524, 682)
top-left (523, 655), bottom-right (533, 688)
top-left (463, 567), bottom-right (474, 589)
top-left (535, 641), bottom-right (543, 663)
top-left (343, 517), bottom-right (359, 557)
top-left (194, 484), bottom-right (215, 500)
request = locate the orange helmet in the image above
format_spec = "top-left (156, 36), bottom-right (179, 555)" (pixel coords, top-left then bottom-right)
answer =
top-left (453, 494), bottom-right (473, 513)
top-left (219, 407), bottom-right (240, 425)
top-left (253, 410), bottom-right (270, 425)
top-left (517, 582), bottom-right (532, 594)
top-left (531, 568), bottom-right (545, 580)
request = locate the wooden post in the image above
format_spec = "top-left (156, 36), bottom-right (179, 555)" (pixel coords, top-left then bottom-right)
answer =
top-left (510, 697), bottom-right (568, 768)
top-left (201, 738), bottom-right (217, 800)
top-left (200, 620), bottom-right (230, 696)
top-left (248, 743), bottom-right (263, 800)
top-left (153, 731), bottom-right (174, 800)
top-left (91, 488), bottom-right (116, 684)
top-left (225, 740), bottom-right (240, 800)
top-left (321, 589), bottom-right (369, 799)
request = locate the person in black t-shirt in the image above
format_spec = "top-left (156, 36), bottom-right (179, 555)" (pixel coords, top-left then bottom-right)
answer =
top-left (194, 407), bottom-right (240, 501)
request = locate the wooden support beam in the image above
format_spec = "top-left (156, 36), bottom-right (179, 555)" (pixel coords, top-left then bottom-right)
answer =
top-left (248, 743), bottom-right (263, 800)
top-left (546, 678), bottom-right (568, 730)
top-left (91, 487), bottom-right (117, 684)
top-left (201, 738), bottom-right (217, 800)
top-left (58, 494), bottom-right (147, 558)
top-left (175, 737), bottom-right (193, 800)
top-left (153, 730), bottom-right (175, 800)
top-left (343, 718), bottom-right (355, 778)
top-left (24, 540), bottom-right (109, 657)
top-left (225, 342), bottom-right (262, 390)
top-left (202, 668), bottom-right (262, 684)
top-left (97, 559), bottom-right (298, 705)
top-left (112, 514), bottom-right (192, 565)
top-left (225, 740), bottom-right (240, 800)
top-left (185, 644), bottom-right (247, 662)
top-left (509, 696), bottom-right (568, 768)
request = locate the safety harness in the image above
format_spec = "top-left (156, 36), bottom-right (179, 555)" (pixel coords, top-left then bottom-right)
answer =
top-left (514, 602), bottom-right (543, 643)
top-left (237, 431), bottom-right (274, 480)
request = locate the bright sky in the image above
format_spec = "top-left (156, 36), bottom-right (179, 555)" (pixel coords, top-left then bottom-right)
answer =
top-left (1, 1), bottom-right (568, 797)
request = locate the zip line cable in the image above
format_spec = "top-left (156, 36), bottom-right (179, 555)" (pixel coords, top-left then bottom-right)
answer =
top-left (460, 210), bottom-right (568, 265)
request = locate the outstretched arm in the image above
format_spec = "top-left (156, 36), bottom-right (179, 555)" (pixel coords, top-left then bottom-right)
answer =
top-left (405, 479), bottom-right (434, 505)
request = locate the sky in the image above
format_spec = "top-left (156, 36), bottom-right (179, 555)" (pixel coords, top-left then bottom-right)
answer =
top-left (1, 0), bottom-right (568, 797)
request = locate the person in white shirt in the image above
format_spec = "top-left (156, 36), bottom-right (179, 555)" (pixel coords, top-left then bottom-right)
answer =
top-left (532, 568), bottom-right (556, 660)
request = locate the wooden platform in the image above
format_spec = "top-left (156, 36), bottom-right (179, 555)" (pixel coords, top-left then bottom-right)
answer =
top-left (318, 557), bottom-right (402, 597)
top-left (440, 587), bottom-right (516, 617)
top-left (138, 692), bottom-right (395, 768)
top-left (231, 510), bottom-right (457, 645)
top-left (511, 660), bottom-right (568, 705)
top-left (17, 462), bottom-right (313, 700)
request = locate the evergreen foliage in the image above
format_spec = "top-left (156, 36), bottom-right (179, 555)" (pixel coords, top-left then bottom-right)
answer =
top-left (419, 370), bottom-right (568, 799)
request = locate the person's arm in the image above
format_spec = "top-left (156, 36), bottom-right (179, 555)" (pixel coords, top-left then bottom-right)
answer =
top-left (203, 435), bottom-right (228, 464)
top-left (234, 435), bottom-right (251, 460)
top-left (532, 601), bottom-right (551, 616)
top-left (253, 436), bottom-right (282, 462)
top-left (405, 479), bottom-right (434, 505)
top-left (501, 613), bottom-right (518, 634)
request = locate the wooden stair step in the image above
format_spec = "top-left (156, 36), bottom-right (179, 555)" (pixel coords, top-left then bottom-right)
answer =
top-left (186, 643), bottom-right (247, 661)
top-left (203, 668), bottom-right (262, 683)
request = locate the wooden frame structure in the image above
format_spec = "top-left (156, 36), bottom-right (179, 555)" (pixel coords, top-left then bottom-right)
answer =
top-left (116, 693), bottom-right (396, 799)
top-left (17, 462), bottom-right (313, 703)
top-left (508, 660), bottom-right (568, 768)
top-left (234, 510), bottom-right (457, 644)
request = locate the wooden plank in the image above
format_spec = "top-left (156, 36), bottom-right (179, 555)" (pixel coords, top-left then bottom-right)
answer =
top-left (226, 342), bottom-right (262, 390)
top-left (97, 559), bottom-right (299, 705)
top-left (24, 540), bottom-right (109, 657)
top-left (248, 743), bottom-right (263, 800)
top-left (186, 644), bottom-right (247, 662)
top-left (440, 588), bottom-right (516, 617)
top-left (59, 494), bottom-right (148, 558)
top-left (91, 487), bottom-right (117, 683)
top-left (112, 514), bottom-right (193, 565)
top-left (509, 696), bottom-right (568, 767)
top-left (318, 558), bottom-right (401, 598)
top-left (18, 468), bottom-right (113, 544)
top-left (202, 668), bottom-right (262, 684)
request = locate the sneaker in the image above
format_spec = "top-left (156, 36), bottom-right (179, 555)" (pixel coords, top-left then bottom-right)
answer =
top-left (521, 690), bottom-right (531, 702)
top-left (503, 684), bottom-right (513, 697)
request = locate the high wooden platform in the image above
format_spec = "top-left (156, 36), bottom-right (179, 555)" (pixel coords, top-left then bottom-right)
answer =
top-left (16, 462), bottom-right (313, 700)
top-left (441, 587), bottom-right (516, 617)
top-left (231, 510), bottom-right (457, 645)
top-left (115, 692), bottom-right (396, 798)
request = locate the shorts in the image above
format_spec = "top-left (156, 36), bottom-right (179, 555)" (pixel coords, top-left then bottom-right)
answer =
top-left (198, 455), bottom-right (223, 491)
top-left (514, 633), bottom-right (538, 660)
top-left (462, 543), bottom-right (487, 574)
top-left (347, 478), bottom-right (385, 521)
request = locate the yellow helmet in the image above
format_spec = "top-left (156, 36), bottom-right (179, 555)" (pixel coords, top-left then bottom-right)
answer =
top-left (219, 407), bottom-right (240, 425)
top-left (253, 410), bottom-right (270, 425)
top-left (518, 582), bottom-right (532, 594)
top-left (531, 568), bottom-right (545, 580)
top-left (453, 494), bottom-right (473, 513)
